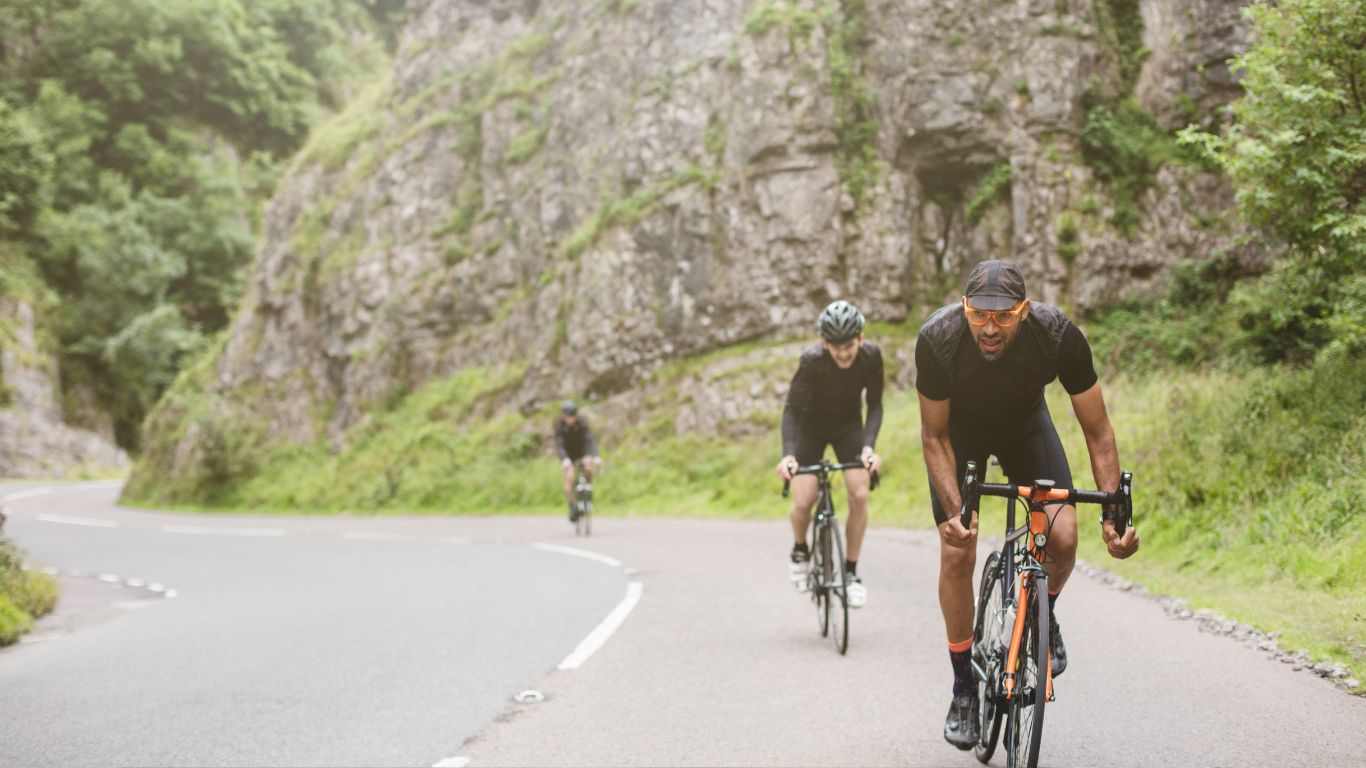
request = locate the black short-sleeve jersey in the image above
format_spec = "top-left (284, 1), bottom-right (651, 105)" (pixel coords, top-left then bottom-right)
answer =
top-left (915, 302), bottom-right (1097, 435)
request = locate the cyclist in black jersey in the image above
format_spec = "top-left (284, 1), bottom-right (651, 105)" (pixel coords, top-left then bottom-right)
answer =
top-left (776, 300), bottom-right (884, 609)
top-left (916, 260), bottom-right (1139, 750)
top-left (554, 401), bottom-right (600, 521)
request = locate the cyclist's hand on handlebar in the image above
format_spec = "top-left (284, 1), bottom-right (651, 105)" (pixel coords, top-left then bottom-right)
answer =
top-left (776, 455), bottom-right (798, 482)
top-left (940, 511), bottom-right (977, 548)
top-left (1101, 519), bottom-right (1140, 559)
top-left (860, 446), bottom-right (882, 475)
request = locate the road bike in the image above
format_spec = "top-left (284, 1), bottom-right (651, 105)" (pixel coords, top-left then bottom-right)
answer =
top-left (782, 459), bottom-right (878, 655)
top-left (961, 460), bottom-right (1132, 768)
top-left (572, 460), bottom-right (594, 537)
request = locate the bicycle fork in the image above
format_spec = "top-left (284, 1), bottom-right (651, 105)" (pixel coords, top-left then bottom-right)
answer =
top-left (1002, 570), bottom-right (1055, 703)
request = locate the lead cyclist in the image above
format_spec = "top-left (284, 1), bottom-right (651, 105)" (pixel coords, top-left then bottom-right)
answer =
top-left (915, 260), bottom-right (1140, 750)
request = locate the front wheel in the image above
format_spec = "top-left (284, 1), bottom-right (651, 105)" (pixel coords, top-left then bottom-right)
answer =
top-left (973, 551), bottom-right (1006, 764)
top-left (828, 519), bottom-right (849, 655)
top-left (1005, 574), bottom-right (1048, 768)
top-left (813, 524), bottom-right (830, 637)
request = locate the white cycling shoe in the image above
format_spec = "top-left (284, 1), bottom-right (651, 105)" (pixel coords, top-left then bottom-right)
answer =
top-left (846, 577), bottom-right (867, 609)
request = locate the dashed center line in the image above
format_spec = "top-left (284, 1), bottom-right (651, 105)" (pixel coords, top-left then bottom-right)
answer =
top-left (432, 757), bottom-right (470, 768)
top-left (161, 525), bottom-right (286, 537)
top-left (35, 513), bottom-right (118, 528)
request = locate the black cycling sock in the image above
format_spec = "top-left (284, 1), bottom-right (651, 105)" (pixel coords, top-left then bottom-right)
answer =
top-left (950, 646), bottom-right (974, 696)
top-left (845, 559), bottom-right (858, 577)
top-left (791, 541), bottom-right (809, 555)
top-left (1048, 590), bottom-right (1059, 614)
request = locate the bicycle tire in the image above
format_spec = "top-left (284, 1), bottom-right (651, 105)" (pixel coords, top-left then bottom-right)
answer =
top-left (829, 517), bottom-right (849, 655)
top-left (973, 551), bottom-right (1006, 764)
top-left (814, 522), bottom-right (830, 637)
top-left (1005, 575), bottom-right (1048, 768)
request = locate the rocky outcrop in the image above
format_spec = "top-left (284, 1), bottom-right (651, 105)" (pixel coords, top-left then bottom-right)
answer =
top-left (0, 299), bottom-right (128, 478)
top-left (132, 0), bottom-right (1256, 493)
top-left (1136, 0), bottom-right (1254, 129)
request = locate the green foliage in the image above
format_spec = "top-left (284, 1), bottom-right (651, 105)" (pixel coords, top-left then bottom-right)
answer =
top-left (1050, 358), bottom-right (1366, 681)
top-left (742, 0), bottom-right (823, 42)
top-left (1056, 210), bottom-right (1079, 264)
top-left (1092, 0), bottom-right (1147, 88)
top-left (964, 162), bottom-right (1011, 226)
top-left (0, 98), bottom-right (53, 238)
top-left (1081, 98), bottom-right (1182, 233)
top-left (0, 536), bottom-right (58, 646)
top-left (0, 0), bottom-right (405, 449)
top-left (1178, 0), bottom-right (1364, 363)
top-left (824, 0), bottom-right (881, 210)
top-left (503, 122), bottom-right (549, 165)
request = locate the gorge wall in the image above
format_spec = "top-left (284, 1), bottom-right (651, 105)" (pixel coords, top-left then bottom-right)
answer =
top-left (129, 0), bottom-right (1258, 500)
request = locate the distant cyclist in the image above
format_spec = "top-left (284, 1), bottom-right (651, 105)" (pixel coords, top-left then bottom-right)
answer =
top-left (916, 260), bottom-right (1139, 750)
top-left (554, 401), bottom-right (600, 521)
top-left (775, 300), bottom-right (884, 609)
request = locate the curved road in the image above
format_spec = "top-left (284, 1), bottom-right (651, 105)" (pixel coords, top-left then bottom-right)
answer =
top-left (2, 483), bottom-right (1364, 767)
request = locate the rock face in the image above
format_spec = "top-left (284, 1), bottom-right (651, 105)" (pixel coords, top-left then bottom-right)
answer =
top-left (133, 0), bottom-right (1255, 487)
top-left (0, 299), bottom-right (129, 478)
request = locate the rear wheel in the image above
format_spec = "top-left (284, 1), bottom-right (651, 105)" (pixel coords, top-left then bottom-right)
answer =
top-left (1005, 575), bottom-right (1048, 768)
top-left (828, 517), bottom-right (849, 655)
top-left (973, 552), bottom-right (1006, 764)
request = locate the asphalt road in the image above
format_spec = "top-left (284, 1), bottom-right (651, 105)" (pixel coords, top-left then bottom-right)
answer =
top-left (2, 483), bottom-right (1363, 767)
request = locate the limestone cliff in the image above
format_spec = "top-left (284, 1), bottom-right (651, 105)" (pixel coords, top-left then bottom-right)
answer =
top-left (129, 0), bottom-right (1258, 499)
top-left (0, 297), bottom-right (129, 478)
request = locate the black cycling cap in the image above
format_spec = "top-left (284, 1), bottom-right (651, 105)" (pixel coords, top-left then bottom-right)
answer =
top-left (561, 400), bottom-right (578, 416)
top-left (964, 260), bottom-right (1027, 311)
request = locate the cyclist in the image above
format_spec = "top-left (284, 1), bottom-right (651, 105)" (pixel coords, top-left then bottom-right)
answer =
top-left (554, 400), bottom-right (600, 521)
top-left (775, 300), bottom-right (884, 609)
top-left (916, 260), bottom-right (1139, 750)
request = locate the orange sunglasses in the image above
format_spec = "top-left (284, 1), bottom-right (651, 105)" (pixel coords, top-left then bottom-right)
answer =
top-left (962, 296), bottom-right (1026, 327)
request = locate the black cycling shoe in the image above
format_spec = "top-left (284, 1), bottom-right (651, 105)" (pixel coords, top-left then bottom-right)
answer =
top-left (943, 691), bottom-right (979, 750)
top-left (568, 502), bottom-right (579, 522)
top-left (1050, 614), bottom-right (1067, 677)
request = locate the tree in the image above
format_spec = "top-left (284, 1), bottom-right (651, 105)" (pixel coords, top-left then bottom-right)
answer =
top-left (1181, 0), bottom-right (1365, 361)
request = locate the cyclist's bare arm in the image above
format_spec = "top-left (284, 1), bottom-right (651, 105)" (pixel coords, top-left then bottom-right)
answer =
top-left (1070, 382), bottom-right (1139, 558)
top-left (920, 393), bottom-right (974, 544)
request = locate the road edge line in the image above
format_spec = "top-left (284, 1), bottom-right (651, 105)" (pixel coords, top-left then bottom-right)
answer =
top-left (557, 580), bottom-right (643, 670)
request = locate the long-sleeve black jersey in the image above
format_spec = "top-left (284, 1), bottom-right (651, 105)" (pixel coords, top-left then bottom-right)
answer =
top-left (780, 342), bottom-right (885, 457)
top-left (553, 417), bottom-right (598, 460)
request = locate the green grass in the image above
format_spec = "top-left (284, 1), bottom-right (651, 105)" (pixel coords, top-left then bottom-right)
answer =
top-left (0, 537), bottom-right (59, 646)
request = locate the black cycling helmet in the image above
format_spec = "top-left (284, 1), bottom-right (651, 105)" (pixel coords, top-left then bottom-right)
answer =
top-left (818, 300), bottom-right (865, 343)
top-left (561, 400), bottom-right (578, 416)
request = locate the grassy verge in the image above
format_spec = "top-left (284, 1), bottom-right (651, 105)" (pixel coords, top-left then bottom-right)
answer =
top-left (0, 536), bottom-right (59, 646)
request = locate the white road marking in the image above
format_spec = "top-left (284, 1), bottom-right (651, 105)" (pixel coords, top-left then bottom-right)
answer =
top-left (162, 525), bottom-right (286, 537)
top-left (432, 757), bottom-right (470, 768)
top-left (557, 580), bottom-right (644, 670)
top-left (531, 542), bottom-right (622, 569)
top-left (97, 573), bottom-right (120, 583)
top-left (1, 487), bottom-right (53, 502)
top-left (164, 589), bottom-right (178, 599)
top-left (75, 480), bottom-right (125, 489)
top-left (436, 536), bottom-right (471, 544)
top-left (147, 583), bottom-right (165, 593)
top-left (125, 578), bottom-right (145, 588)
top-left (34, 513), bottom-right (117, 528)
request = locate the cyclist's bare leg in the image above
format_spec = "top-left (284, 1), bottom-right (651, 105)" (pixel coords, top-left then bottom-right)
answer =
top-left (937, 520), bottom-right (978, 643)
top-left (842, 468), bottom-right (870, 562)
top-left (1043, 502), bottom-right (1078, 593)
top-left (582, 459), bottom-right (596, 483)
top-left (787, 475), bottom-right (818, 545)
top-left (562, 462), bottom-right (576, 505)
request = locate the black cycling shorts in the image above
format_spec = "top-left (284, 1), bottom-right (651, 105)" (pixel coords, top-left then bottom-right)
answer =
top-left (928, 404), bottom-right (1073, 525)
top-left (792, 422), bottom-right (864, 466)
